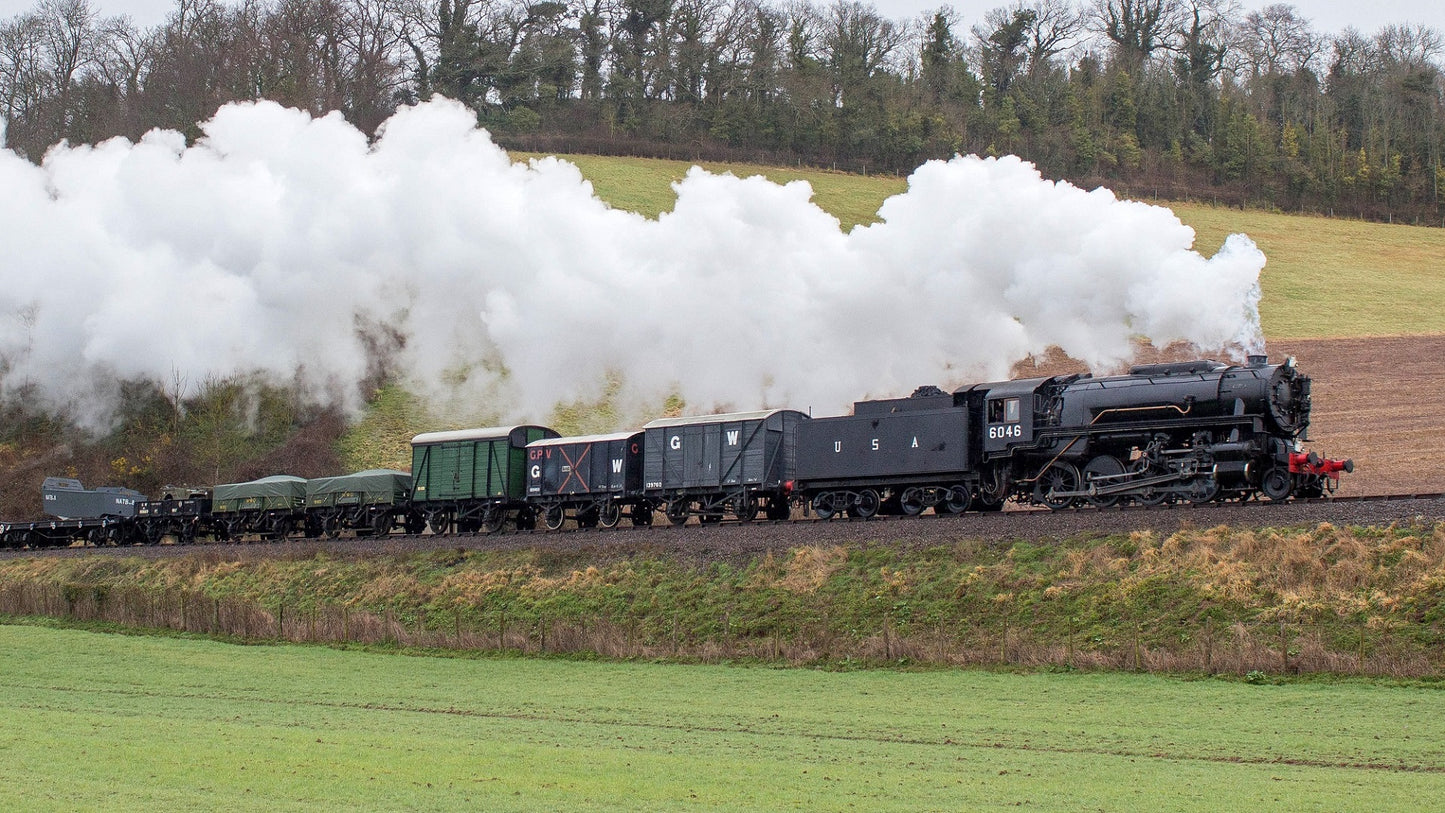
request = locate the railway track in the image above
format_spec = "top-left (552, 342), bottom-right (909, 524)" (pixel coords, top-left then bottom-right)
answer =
top-left (4, 491), bottom-right (1444, 563)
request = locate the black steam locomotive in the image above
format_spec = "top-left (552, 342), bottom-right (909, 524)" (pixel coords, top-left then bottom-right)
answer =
top-left (0, 354), bottom-right (1350, 547)
top-left (795, 354), bottom-right (1349, 520)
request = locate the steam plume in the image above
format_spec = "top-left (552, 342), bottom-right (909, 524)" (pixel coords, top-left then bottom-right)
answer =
top-left (0, 99), bottom-right (1264, 426)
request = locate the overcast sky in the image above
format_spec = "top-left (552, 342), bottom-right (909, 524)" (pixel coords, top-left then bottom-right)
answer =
top-left (1, 0), bottom-right (1442, 55)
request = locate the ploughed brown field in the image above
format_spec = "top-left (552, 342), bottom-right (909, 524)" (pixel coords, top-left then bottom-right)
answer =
top-left (1011, 336), bottom-right (1443, 498)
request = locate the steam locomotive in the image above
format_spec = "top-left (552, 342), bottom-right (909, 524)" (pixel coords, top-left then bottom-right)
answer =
top-left (0, 354), bottom-right (1351, 548)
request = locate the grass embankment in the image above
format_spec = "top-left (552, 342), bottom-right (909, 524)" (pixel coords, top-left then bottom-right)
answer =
top-left (3, 623), bottom-right (1445, 811)
top-left (5, 522), bottom-right (1445, 676)
top-left (520, 152), bottom-right (1445, 339)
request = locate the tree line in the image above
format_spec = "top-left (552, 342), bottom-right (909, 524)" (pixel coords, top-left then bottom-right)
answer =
top-left (3, 0), bottom-right (1444, 222)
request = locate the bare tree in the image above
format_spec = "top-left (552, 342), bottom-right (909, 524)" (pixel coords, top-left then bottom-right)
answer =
top-left (1021, 0), bottom-right (1083, 76)
top-left (1232, 2), bottom-right (1320, 77)
top-left (1089, 0), bottom-right (1182, 72)
top-left (821, 0), bottom-right (904, 107)
top-left (0, 14), bottom-right (48, 130)
top-left (37, 0), bottom-right (99, 133)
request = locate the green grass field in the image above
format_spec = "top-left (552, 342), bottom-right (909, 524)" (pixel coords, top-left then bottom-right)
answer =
top-left (4, 623), bottom-right (1444, 811)
top-left (521, 153), bottom-right (1445, 339)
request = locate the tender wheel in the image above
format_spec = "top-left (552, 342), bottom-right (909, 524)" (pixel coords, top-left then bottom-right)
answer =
top-left (1261, 466), bottom-right (1293, 501)
top-left (812, 493), bottom-right (837, 520)
top-left (935, 485), bottom-right (971, 514)
top-left (1035, 463), bottom-right (1082, 510)
top-left (598, 502), bottom-right (622, 529)
top-left (666, 500), bottom-right (690, 527)
top-left (543, 505), bottom-right (566, 531)
top-left (1084, 456), bottom-right (1125, 508)
top-left (899, 488), bottom-right (926, 516)
top-left (848, 489), bottom-right (880, 519)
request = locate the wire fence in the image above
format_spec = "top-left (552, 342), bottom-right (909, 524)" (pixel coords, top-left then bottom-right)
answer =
top-left (2, 579), bottom-right (1440, 677)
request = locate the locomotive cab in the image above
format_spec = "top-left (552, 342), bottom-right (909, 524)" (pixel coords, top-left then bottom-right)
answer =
top-left (965, 377), bottom-right (1052, 457)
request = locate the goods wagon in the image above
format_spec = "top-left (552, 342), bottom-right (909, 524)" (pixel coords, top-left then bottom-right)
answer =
top-left (42, 477), bottom-right (145, 519)
top-left (411, 425), bottom-right (559, 533)
top-left (526, 431), bottom-right (651, 529)
top-left (643, 409), bottom-right (806, 524)
top-left (211, 475), bottom-right (308, 539)
top-left (305, 469), bottom-right (420, 536)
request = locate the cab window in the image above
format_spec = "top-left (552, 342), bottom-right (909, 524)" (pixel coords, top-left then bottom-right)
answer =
top-left (988, 398), bottom-right (1022, 423)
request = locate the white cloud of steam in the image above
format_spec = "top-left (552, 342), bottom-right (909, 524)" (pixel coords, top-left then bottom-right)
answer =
top-left (0, 98), bottom-right (1264, 427)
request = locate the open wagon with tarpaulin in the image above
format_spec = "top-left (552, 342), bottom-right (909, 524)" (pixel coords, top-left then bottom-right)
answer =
top-left (305, 469), bottom-right (422, 537)
top-left (211, 475), bottom-right (308, 540)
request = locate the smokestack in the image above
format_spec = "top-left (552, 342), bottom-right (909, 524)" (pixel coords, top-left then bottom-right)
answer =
top-left (1247, 354), bottom-right (1268, 367)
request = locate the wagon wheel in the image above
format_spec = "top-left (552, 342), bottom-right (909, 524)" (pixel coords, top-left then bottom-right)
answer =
top-left (936, 485), bottom-right (971, 514)
top-left (427, 511), bottom-right (453, 536)
top-left (630, 505), bottom-right (654, 527)
top-left (736, 497), bottom-right (759, 523)
top-left (481, 509), bottom-right (507, 534)
top-left (271, 517), bottom-right (294, 540)
top-left (1261, 466), bottom-right (1293, 502)
top-left (666, 500), bottom-right (690, 527)
top-left (598, 501), bottom-right (622, 529)
top-left (543, 504), bottom-right (566, 531)
top-left (848, 489), bottom-right (880, 519)
top-left (899, 487), bottom-right (927, 516)
top-left (372, 512), bottom-right (394, 536)
top-left (1035, 462), bottom-right (1082, 510)
top-left (1083, 455), bottom-right (1125, 509)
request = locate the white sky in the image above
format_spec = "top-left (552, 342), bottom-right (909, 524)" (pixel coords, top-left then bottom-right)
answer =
top-left (0, 0), bottom-right (1441, 52)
